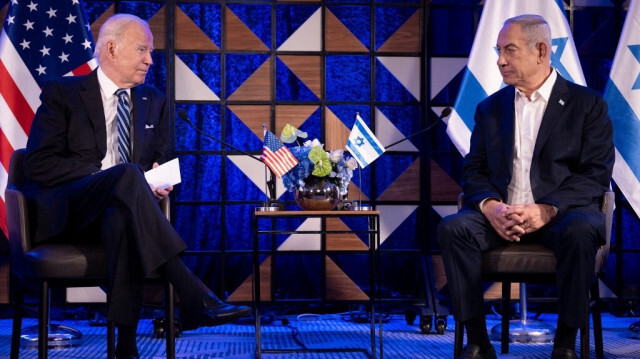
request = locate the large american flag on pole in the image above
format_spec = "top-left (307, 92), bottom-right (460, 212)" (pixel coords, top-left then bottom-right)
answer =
top-left (260, 129), bottom-right (298, 178)
top-left (0, 0), bottom-right (96, 237)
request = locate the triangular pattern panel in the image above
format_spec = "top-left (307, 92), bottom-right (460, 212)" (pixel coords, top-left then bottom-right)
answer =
top-left (276, 5), bottom-right (320, 49)
top-left (275, 105), bottom-right (321, 141)
top-left (226, 105), bottom-right (270, 151)
top-left (226, 4), bottom-right (271, 51)
top-left (376, 106), bottom-right (420, 152)
top-left (174, 105), bottom-right (222, 152)
top-left (175, 54), bottom-right (221, 101)
top-left (226, 156), bottom-right (266, 201)
top-left (375, 154), bottom-right (416, 200)
top-left (325, 8), bottom-right (369, 52)
top-left (326, 55), bottom-right (370, 102)
top-left (131, 4), bottom-right (166, 50)
top-left (226, 55), bottom-right (271, 101)
top-left (326, 218), bottom-right (368, 251)
top-left (227, 256), bottom-right (272, 302)
top-left (375, 58), bottom-right (418, 102)
top-left (375, 7), bottom-right (419, 51)
top-left (88, 3), bottom-right (115, 44)
top-left (276, 57), bottom-right (318, 101)
top-left (377, 158), bottom-right (420, 201)
top-left (377, 56), bottom-right (420, 100)
top-left (325, 256), bottom-right (368, 300)
top-left (176, 4), bottom-right (220, 50)
top-left (377, 205), bottom-right (418, 248)
top-left (278, 55), bottom-right (322, 99)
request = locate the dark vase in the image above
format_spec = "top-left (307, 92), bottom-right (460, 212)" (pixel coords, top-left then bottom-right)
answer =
top-left (295, 177), bottom-right (340, 211)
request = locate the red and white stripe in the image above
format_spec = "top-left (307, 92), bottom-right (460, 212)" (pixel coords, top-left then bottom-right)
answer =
top-left (0, 31), bottom-right (96, 237)
top-left (261, 147), bottom-right (298, 178)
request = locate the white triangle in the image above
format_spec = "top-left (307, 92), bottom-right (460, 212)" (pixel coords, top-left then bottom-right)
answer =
top-left (429, 57), bottom-right (467, 100)
top-left (277, 218), bottom-right (321, 250)
top-left (278, 8), bottom-right (322, 52)
top-left (228, 155), bottom-right (286, 199)
top-left (377, 56), bottom-right (420, 100)
top-left (432, 205), bottom-right (458, 219)
top-left (375, 108), bottom-right (419, 152)
top-left (377, 205), bottom-right (418, 248)
top-left (175, 55), bottom-right (220, 101)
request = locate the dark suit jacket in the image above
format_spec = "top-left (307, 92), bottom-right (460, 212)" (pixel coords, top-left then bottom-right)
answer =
top-left (22, 69), bottom-right (171, 243)
top-left (462, 74), bottom-right (614, 235)
top-left (24, 69), bottom-right (170, 188)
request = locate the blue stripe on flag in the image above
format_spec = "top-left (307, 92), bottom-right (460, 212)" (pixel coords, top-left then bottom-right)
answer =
top-left (453, 68), bottom-right (488, 131)
top-left (346, 141), bottom-right (368, 167)
top-left (354, 118), bottom-right (384, 155)
top-left (605, 79), bottom-right (640, 181)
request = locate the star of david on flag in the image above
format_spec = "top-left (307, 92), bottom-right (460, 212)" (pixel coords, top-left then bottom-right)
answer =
top-left (346, 114), bottom-right (386, 168)
top-left (603, 0), bottom-right (640, 217)
top-left (0, 0), bottom-right (97, 237)
top-left (447, 0), bottom-right (585, 156)
top-left (260, 129), bottom-right (298, 178)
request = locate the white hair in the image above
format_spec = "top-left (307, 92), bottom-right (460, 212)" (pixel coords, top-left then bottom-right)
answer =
top-left (93, 14), bottom-right (150, 60)
top-left (504, 14), bottom-right (552, 50)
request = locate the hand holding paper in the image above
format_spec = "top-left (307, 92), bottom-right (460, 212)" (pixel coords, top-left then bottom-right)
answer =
top-left (145, 158), bottom-right (181, 190)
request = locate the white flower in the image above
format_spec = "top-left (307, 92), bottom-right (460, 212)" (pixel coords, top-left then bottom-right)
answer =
top-left (346, 157), bottom-right (358, 170)
top-left (303, 138), bottom-right (323, 148)
top-left (329, 149), bottom-right (344, 163)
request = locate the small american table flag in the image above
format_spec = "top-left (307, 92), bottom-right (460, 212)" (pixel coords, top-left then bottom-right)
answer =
top-left (260, 129), bottom-right (298, 178)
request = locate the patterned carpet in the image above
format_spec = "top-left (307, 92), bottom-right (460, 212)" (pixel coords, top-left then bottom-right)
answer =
top-left (1, 313), bottom-right (639, 358)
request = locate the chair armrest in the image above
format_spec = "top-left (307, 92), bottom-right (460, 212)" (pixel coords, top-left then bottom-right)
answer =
top-left (160, 196), bottom-right (170, 221)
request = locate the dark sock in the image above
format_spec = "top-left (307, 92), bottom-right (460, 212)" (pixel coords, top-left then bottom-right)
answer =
top-left (463, 316), bottom-right (492, 353)
top-left (554, 319), bottom-right (578, 350)
top-left (159, 256), bottom-right (220, 307)
top-left (115, 324), bottom-right (138, 356)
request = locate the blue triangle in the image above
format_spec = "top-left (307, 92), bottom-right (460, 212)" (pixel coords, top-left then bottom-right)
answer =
top-left (224, 107), bottom-right (263, 151)
top-left (276, 58), bottom-right (318, 101)
top-left (376, 59), bottom-right (416, 102)
top-left (375, 154), bottom-right (414, 197)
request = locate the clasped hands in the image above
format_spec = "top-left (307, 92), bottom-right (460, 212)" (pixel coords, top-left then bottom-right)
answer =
top-left (481, 199), bottom-right (556, 242)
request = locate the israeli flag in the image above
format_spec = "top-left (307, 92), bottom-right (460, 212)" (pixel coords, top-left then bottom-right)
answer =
top-left (603, 0), bottom-right (640, 216)
top-left (346, 114), bottom-right (386, 168)
top-left (448, 0), bottom-right (585, 155)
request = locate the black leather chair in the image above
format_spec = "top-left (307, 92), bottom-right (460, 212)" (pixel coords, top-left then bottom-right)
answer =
top-left (6, 149), bottom-right (176, 359)
top-left (453, 190), bottom-right (613, 359)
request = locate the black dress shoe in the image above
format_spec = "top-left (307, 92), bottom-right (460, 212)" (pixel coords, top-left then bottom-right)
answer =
top-left (552, 347), bottom-right (578, 359)
top-left (458, 344), bottom-right (497, 359)
top-left (115, 356), bottom-right (139, 359)
top-left (181, 294), bottom-right (251, 331)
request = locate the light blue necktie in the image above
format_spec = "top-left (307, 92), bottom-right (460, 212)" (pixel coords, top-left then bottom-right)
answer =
top-left (115, 89), bottom-right (131, 163)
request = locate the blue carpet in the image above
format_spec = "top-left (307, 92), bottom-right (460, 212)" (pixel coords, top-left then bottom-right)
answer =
top-left (0, 313), bottom-right (639, 358)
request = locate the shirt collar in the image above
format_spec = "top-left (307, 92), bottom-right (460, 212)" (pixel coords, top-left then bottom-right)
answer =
top-left (514, 68), bottom-right (557, 102)
top-left (97, 67), bottom-right (130, 99)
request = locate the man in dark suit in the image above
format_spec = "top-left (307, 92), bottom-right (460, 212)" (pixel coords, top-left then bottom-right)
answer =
top-left (22, 14), bottom-right (250, 358)
top-left (437, 15), bottom-right (614, 359)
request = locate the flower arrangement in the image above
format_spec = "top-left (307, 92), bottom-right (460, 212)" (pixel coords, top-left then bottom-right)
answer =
top-left (279, 124), bottom-right (357, 196)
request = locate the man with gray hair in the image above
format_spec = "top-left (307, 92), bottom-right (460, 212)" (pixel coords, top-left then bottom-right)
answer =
top-left (437, 14), bottom-right (614, 359)
top-left (22, 14), bottom-right (249, 358)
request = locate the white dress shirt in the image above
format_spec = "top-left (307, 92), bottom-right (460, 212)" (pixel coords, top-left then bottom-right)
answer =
top-left (507, 69), bottom-right (557, 205)
top-left (97, 67), bottom-right (132, 170)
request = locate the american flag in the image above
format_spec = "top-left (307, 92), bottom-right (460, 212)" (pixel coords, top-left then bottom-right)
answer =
top-left (260, 129), bottom-right (298, 178)
top-left (0, 0), bottom-right (97, 236)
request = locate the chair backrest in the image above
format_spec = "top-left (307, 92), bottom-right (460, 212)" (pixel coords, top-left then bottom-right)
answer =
top-left (5, 149), bottom-right (32, 276)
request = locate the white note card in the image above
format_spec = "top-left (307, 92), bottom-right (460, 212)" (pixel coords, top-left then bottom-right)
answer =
top-left (145, 158), bottom-right (181, 189)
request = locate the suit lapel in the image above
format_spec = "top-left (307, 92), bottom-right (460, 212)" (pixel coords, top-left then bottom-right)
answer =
top-left (533, 75), bottom-right (570, 159)
top-left (131, 86), bottom-right (148, 164)
top-left (79, 70), bottom-right (107, 157)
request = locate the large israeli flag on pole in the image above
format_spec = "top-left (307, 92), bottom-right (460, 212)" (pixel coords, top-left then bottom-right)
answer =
top-left (603, 0), bottom-right (640, 216)
top-left (447, 0), bottom-right (585, 155)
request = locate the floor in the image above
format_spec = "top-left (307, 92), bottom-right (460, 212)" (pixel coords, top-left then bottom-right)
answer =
top-left (1, 312), bottom-right (639, 358)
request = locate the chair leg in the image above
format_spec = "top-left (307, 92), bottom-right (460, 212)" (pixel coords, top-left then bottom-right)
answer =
top-left (107, 321), bottom-right (116, 359)
top-left (591, 281), bottom-right (603, 359)
top-left (38, 281), bottom-right (49, 359)
top-left (165, 281), bottom-right (176, 359)
top-left (454, 319), bottom-right (463, 357)
top-left (10, 281), bottom-right (24, 359)
top-left (580, 314), bottom-right (590, 359)
top-left (501, 282), bottom-right (511, 354)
